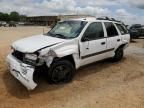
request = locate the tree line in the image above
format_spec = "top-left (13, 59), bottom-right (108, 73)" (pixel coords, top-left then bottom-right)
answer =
top-left (0, 11), bottom-right (26, 22)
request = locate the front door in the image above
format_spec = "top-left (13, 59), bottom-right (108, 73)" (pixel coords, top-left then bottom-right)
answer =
top-left (80, 22), bottom-right (107, 66)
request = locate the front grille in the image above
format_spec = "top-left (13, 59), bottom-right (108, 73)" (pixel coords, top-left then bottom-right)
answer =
top-left (12, 50), bottom-right (24, 61)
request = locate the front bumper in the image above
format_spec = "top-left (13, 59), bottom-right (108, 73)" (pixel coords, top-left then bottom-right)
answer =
top-left (6, 54), bottom-right (37, 90)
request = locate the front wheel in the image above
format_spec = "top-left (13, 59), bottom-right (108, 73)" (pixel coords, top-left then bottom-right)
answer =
top-left (113, 48), bottom-right (124, 62)
top-left (48, 60), bottom-right (75, 84)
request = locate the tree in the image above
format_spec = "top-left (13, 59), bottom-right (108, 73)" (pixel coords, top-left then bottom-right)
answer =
top-left (19, 15), bottom-right (27, 22)
top-left (0, 12), bottom-right (4, 21)
top-left (3, 13), bottom-right (10, 21)
top-left (0, 12), bottom-right (10, 21)
top-left (9, 11), bottom-right (20, 21)
top-left (0, 11), bottom-right (26, 22)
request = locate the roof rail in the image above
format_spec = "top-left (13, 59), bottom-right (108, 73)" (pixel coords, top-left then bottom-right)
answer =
top-left (97, 17), bottom-right (121, 23)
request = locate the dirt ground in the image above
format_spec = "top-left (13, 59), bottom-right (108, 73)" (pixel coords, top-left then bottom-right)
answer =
top-left (0, 26), bottom-right (144, 108)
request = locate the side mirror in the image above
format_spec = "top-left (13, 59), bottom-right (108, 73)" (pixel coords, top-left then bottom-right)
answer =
top-left (81, 36), bottom-right (89, 42)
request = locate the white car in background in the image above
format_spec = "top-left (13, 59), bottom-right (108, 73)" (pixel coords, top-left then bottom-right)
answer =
top-left (0, 21), bottom-right (7, 27)
top-left (6, 17), bottom-right (130, 90)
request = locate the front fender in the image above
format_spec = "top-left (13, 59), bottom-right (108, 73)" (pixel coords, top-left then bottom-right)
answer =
top-left (55, 45), bottom-right (79, 57)
top-left (54, 45), bottom-right (81, 69)
top-left (39, 39), bottom-right (80, 68)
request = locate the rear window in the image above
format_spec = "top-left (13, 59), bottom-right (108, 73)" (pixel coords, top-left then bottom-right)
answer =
top-left (104, 22), bottom-right (118, 37)
top-left (116, 24), bottom-right (128, 35)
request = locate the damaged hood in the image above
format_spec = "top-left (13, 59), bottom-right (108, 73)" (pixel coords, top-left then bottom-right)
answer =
top-left (12, 34), bottom-right (65, 53)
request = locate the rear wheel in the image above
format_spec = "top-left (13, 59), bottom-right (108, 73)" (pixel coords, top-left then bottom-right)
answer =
top-left (48, 60), bottom-right (75, 84)
top-left (113, 48), bottom-right (124, 62)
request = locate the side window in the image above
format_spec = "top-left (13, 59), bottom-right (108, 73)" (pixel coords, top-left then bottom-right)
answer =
top-left (116, 24), bottom-right (128, 35)
top-left (83, 22), bottom-right (104, 41)
top-left (104, 22), bottom-right (118, 37)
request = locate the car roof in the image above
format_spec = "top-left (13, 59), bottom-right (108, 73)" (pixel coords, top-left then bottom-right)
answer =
top-left (68, 17), bottom-right (123, 24)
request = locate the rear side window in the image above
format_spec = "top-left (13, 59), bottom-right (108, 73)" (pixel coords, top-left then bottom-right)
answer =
top-left (116, 24), bottom-right (128, 35)
top-left (104, 22), bottom-right (118, 37)
top-left (83, 22), bottom-right (104, 40)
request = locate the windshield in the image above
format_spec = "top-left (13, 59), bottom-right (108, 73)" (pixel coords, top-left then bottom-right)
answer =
top-left (46, 21), bottom-right (87, 39)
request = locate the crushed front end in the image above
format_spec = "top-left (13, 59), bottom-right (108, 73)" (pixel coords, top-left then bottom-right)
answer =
top-left (6, 50), bottom-right (40, 90)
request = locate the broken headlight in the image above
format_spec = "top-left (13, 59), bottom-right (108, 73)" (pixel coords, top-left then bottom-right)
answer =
top-left (24, 54), bottom-right (38, 65)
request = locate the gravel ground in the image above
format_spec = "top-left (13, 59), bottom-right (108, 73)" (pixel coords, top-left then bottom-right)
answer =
top-left (0, 27), bottom-right (144, 108)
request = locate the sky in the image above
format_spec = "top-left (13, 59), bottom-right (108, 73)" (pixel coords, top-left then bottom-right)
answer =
top-left (0, 0), bottom-right (144, 25)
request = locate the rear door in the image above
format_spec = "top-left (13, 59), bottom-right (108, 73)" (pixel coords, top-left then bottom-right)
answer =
top-left (80, 22), bottom-right (107, 66)
top-left (104, 22), bottom-right (120, 57)
top-left (115, 23), bottom-right (130, 45)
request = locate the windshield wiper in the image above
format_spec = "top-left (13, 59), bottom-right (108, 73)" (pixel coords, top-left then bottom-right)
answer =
top-left (55, 34), bottom-right (67, 39)
top-left (46, 32), bottom-right (68, 39)
top-left (47, 32), bottom-right (55, 36)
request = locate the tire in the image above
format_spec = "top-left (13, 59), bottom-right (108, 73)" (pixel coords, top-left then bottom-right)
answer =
top-left (48, 60), bottom-right (75, 84)
top-left (113, 48), bottom-right (124, 62)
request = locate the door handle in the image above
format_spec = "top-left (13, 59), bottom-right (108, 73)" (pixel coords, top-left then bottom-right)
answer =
top-left (117, 39), bottom-right (120, 42)
top-left (101, 42), bottom-right (106, 45)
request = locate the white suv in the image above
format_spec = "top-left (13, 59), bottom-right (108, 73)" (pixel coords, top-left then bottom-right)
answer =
top-left (6, 17), bottom-right (130, 90)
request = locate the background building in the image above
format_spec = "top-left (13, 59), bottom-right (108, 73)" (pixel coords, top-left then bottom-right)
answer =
top-left (20, 15), bottom-right (94, 26)
top-left (26, 16), bottom-right (58, 26)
